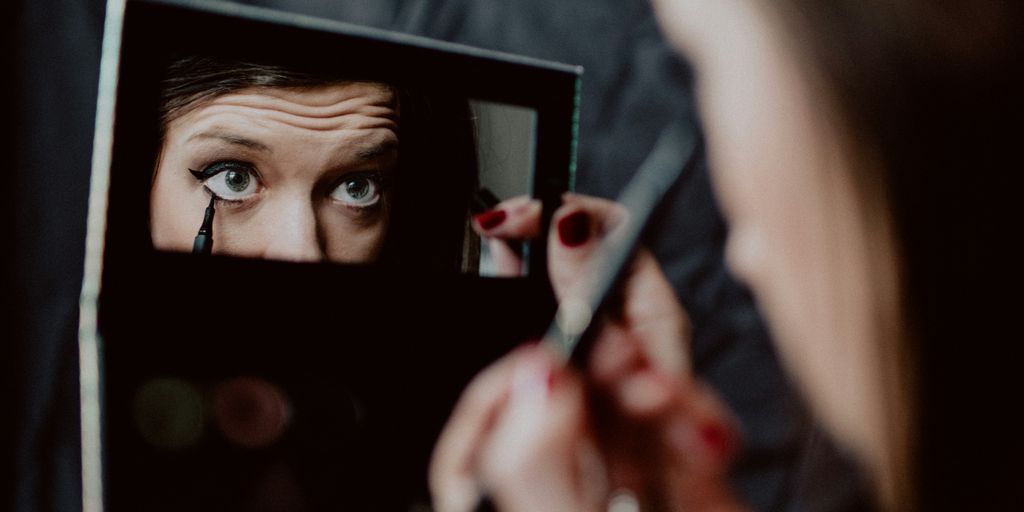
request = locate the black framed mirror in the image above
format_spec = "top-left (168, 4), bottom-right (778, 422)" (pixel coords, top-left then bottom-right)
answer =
top-left (80, 0), bottom-right (580, 509)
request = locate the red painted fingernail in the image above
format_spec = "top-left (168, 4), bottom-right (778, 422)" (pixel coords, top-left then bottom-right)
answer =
top-left (474, 209), bottom-right (506, 230)
top-left (699, 423), bottom-right (733, 459)
top-left (557, 211), bottom-right (591, 247)
top-left (546, 365), bottom-right (563, 391)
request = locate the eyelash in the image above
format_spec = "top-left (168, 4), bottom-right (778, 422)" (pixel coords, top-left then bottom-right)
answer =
top-left (330, 171), bottom-right (389, 208)
top-left (187, 161), bottom-right (390, 210)
top-left (188, 160), bottom-right (261, 205)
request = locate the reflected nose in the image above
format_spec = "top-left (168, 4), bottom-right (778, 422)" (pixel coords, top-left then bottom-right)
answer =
top-left (260, 196), bottom-right (324, 262)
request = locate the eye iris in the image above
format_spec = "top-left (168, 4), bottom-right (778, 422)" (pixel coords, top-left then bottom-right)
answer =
top-left (346, 179), bottom-right (370, 199)
top-left (224, 170), bottom-right (250, 193)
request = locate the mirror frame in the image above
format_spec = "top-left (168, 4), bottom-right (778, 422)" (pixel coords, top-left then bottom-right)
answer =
top-left (80, 0), bottom-right (581, 510)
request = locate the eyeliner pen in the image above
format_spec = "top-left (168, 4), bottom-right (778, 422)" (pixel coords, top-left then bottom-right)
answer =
top-left (544, 120), bottom-right (699, 365)
top-left (472, 121), bottom-right (699, 511)
top-left (192, 195), bottom-right (216, 255)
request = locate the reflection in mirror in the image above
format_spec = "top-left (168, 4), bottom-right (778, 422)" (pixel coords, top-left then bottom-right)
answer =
top-left (148, 57), bottom-right (538, 275)
top-left (472, 100), bottom-right (536, 277)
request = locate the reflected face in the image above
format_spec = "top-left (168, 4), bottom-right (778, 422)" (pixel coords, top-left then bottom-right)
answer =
top-left (151, 82), bottom-right (399, 263)
top-left (654, 0), bottom-right (895, 472)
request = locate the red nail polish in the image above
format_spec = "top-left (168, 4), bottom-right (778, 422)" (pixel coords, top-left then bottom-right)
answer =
top-left (557, 211), bottom-right (590, 247)
top-left (545, 366), bottom-right (561, 391)
top-left (699, 423), bottom-right (733, 459)
top-left (474, 209), bottom-right (506, 230)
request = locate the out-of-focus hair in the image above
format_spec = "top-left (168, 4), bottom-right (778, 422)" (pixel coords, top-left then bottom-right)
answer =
top-left (764, 1), bottom-right (1022, 510)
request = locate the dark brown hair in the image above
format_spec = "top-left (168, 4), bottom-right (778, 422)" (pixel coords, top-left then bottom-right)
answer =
top-left (766, 1), bottom-right (1022, 510)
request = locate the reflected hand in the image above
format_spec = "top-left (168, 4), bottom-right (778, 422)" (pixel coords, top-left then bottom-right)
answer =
top-left (433, 194), bottom-right (748, 511)
top-left (471, 195), bottom-right (542, 276)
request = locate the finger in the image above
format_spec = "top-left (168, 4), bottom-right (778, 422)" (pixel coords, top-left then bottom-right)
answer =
top-left (662, 378), bottom-right (742, 474)
top-left (429, 347), bottom-right (531, 512)
top-left (547, 193), bottom-right (627, 298)
top-left (479, 348), bottom-right (604, 512)
top-left (585, 253), bottom-right (690, 393)
top-left (618, 250), bottom-right (690, 377)
top-left (588, 325), bottom-right (646, 388)
top-left (599, 370), bottom-right (745, 511)
top-left (472, 195), bottom-right (542, 240)
top-left (547, 196), bottom-right (689, 379)
top-left (659, 382), bottom-right (746, 511)
top-left (623, 372), bottom-right (741, 476)
top-left (485, 238), bottom-right (524, 276)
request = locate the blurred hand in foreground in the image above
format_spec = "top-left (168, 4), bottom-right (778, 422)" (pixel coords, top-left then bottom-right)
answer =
top-left (430, 194), bottom-right (747, 512)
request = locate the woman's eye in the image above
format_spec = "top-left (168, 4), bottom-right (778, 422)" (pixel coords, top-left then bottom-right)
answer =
top-left (191, 162), bottom-right (260, 201)
top-left (330, 174), bottom-right (382, 208)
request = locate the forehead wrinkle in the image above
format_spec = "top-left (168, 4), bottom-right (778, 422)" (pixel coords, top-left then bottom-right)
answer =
top-left (215, 94), bottom-right (397, 120)
top-left (193, 102), bottom-right (398, 132)
top-left (176, 108), bottom-right (398, 159)
top-left (212, 86), bottom-right (397, 119)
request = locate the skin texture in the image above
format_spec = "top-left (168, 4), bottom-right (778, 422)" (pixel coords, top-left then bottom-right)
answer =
top-left (151, 82), bottom-right (399, 263)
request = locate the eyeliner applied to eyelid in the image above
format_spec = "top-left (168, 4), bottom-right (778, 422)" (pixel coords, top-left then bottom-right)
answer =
top-left (188, 167), bottom-right (215, 180)
top-left (189, 159), bottom-right (259, 178)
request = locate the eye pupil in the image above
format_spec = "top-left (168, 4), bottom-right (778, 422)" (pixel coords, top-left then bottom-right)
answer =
top-left (329, 175), bottom-right (380, 207)
top-left (224, 170), bottom-right (250, 193)
top-left (346, 179), bottom-right (369, 199)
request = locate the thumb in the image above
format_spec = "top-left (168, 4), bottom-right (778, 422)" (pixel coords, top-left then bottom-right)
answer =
top-left (651, 374), bottom-right (745, 511)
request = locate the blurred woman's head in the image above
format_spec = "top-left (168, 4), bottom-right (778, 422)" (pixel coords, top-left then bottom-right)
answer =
top-left (654, 0), bottom-right (1020, 509)
top-left (151, 57), bottom-right (480, 271)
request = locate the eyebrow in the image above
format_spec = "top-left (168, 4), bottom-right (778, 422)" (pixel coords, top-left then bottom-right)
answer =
top-left (187, 132), bottom-right (271, 152)
top-left (355, 140), bottom-right (398, 162)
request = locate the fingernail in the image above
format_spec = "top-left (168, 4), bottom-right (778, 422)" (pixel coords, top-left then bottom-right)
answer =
top-left (546, 365), bottom-right (562, 391)
top-left (699, 423), bottom-right (733, 459)
top-left (474, 209), bottom-right (506, 230)
top-left (557, 211), bottom-right (591, 247)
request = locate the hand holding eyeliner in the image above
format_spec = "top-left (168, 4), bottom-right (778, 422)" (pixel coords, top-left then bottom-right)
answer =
top-left (472, 187), bottom-right (525, 259)
top-left (471, 122), bottom-right (699, 512)
top-left (192, 195), bottom-right (216, 255)
top-left (544, 120), bottom-right (699, 366)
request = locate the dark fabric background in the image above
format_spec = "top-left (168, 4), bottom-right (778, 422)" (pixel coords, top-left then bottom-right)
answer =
top-left (2, 1), bottom-right (868, 510)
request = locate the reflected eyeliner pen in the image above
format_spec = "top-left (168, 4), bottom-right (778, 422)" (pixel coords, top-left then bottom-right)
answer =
top-left (544, 120), bottom-right (699, 366)
top-left (471, 122), bottom-right (699, 512)
top-left (192, 195), bottom-right (216, 255)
